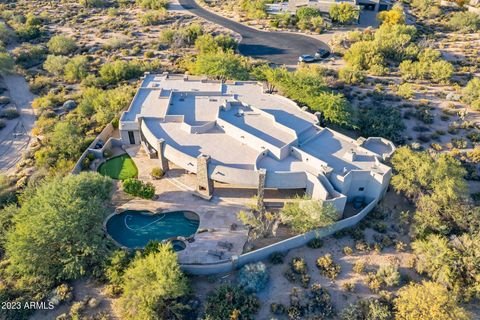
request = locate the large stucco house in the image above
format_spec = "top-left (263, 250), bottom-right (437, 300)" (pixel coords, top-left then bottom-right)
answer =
top-left (119, 73), bottom-right (395, 217)
top-left (287, 0), bottom-right (391, 12)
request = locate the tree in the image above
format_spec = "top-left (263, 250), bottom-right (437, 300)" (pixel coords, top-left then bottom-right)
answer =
top-left (0, 52), bottom-right (14, 76)
top-left (394, 281), bottom-right (469, 320)
top-left (329, 3), bottom-right (359, 24)
top-left (412, 233), bottom-right (480, 299)
top-left (391, 147), bottom-right (467, 201)
top-left (64, 55), bottom-right (89, 82)
top-left (239, 0), bottom-right (267, 19)
top-left (43, 54), bottom-right (69, 75)
top-left (344, 41), bottom-right (384, 71)
top-left (0, 22), bottom-right (16, 45)
top-left (5, 173), bottom-right (113, 286)
top-left (338, 66), bottom-right (366, 84)
top-left (377, 4), bottom-right (405, 26)
top-left (314, 92), bottom-right (353, 127)
top-left (49, 120), bottom-right (85, 159)
top-left (47, 35), bottom-right (77, 55)
top-left (462, 77), bottom-right (480, 110)
top-left (99, 60), bottom-right (145, 84)
top-left (357, 104), bottom-right (405, 143)
top-left (280, 200), bottom-right (338, 233)
top-left (118, 243), bottom-right (191, 320)
top-left (411, 0), bottom-right (441, 17)
top-left (187, 51), bottom-right (251, 81)
top-left (204, 285), bottom-right (259, 320)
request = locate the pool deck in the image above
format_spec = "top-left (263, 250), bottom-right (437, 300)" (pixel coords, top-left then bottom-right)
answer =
top-left (119, 146), bottom-right (249, 264)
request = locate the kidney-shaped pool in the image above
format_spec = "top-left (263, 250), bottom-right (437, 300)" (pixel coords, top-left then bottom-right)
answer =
top-left (105, 210), bottom-right (200, 249)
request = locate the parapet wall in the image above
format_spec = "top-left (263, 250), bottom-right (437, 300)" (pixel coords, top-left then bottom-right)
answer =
top-left (181, 198), bottom-right (379, 275)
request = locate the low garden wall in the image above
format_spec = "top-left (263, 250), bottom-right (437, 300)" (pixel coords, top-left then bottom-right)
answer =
top-left (180, 198), bottom-right (378, 275)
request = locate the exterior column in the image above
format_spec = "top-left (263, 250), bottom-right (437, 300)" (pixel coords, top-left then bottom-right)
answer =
top-left (156, 139), bottom-right (169, 172)
top-left (257, 169), bottom-right (266, 212)
top-left (196, 154), bottom-right (213, 200)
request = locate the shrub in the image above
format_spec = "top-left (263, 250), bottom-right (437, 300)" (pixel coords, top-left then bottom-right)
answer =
top-left (353, 260), bottom-right (366, 274)
top-left (139, 10), bottom-right (166, 26)
top-left (150, 167), bottom-right (164, 179)
top-left (339, 66), bottom-right (366, 84)
top-left (307, 238), bottom-right (323, 249)
top-left (64, 55), bottom-right (89, 82)
top-left (136, 0), bottom-right (168, 9)
top-left (269, 251), bottom-right (284, 264)
top-left (343, 246), bottom-right (353, 255)
top-left (122, 178), bottom-right (155, 199)
top-left (0, 52), bottom-right (14, 76)
top-left (397, 83), bottom-right (414, 99)
top-left (291, 257), bottom-right (308, 274)
top-left (238, 262), bottom-right (269, 293)
top-left (12, 43), bottom-right (46, 69)
top-left (47, 35), bottom-right (77, 55)
top-left (80, 0), bottom-right (107, 7)
top-left (0, 119), bottom-right (5, 130)
top-left (462, 78), bottom-right (480, 110)
top-left (448, 12), bottom-right (480, 32)
top-left (43, 55), bottom-right (69, 75)
top-left (205, 285), bottom-right (259, 320)
top-left (270, 303), bottom-right (286, 315)
top-left (99, 60), bottom-right (145, 84)
top-left (376, 264), bottom-right (400, 287)
top-left (0, 108), bottom-right (19, 119)
top-left (316, 254), bottom-right (341, 280)
top-left (341, 298), bottom-right (393, 320)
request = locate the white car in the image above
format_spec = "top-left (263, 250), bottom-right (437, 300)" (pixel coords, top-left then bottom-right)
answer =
top-left (298, 55), bottom-right (316, 63)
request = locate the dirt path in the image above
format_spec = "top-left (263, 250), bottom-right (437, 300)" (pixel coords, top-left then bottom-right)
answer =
top-left (0, 21), bottom-right (36, 175)
top-left (0, 74), bottom-right (36, 175)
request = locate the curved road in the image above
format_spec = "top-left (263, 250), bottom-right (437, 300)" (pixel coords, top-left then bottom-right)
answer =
top-left (178, 0), bottom-right (329, 65)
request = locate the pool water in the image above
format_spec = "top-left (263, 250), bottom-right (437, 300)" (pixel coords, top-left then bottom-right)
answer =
top-left (106, 210), bottom-right (200, 249)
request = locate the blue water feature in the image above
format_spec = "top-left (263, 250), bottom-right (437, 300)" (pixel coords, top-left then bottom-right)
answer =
top-left (106, 210), bottom-right (200, 249)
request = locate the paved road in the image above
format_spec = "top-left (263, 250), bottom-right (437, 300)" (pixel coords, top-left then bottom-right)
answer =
top-left (178, 0), bottom-right (329, 65)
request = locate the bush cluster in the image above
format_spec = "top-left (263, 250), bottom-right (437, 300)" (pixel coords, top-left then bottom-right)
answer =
top-left (122, 178), bottom-right (155, 199)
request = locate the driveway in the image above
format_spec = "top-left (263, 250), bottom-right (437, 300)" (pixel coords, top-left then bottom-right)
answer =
top-left (178, 0), bottom-right (329, 65)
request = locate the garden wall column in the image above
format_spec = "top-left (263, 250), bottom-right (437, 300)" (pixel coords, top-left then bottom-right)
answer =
top-left (156, 139), bottom-right (169, 172)
top-left (196, 154), bottom-right (213, 200)
top-left (257, 169), bottom-right (266, 212)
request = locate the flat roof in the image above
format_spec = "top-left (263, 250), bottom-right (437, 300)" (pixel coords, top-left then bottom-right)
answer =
top-left (122, 74), bottom-right (392, 176)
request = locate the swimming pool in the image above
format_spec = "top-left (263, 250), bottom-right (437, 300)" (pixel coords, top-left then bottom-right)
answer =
top-left (105, 210), bottom-right (200, 249)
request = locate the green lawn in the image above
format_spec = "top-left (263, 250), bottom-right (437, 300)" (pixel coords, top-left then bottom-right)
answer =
top-left (98, 154), bottom-right (138, 180)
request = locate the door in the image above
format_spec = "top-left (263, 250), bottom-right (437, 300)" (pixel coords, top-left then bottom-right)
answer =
top-left (128, 131), bottom-right (135, 144)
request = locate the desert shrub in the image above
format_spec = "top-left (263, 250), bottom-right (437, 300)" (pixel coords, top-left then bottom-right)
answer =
top-left (307, 238), bottom-right (323, 249)
top-left (238, 262), bottom-right (269, 293)
top-left (0, 108), bottom-right (19, 119)
top-left (0, 119), bottom-right (5, 130)
top-left (64, 55), bottom-right (89, 82)
top-left (357, 104), bottom-right (405, 143)
top-left (269, 251), bottom-right (285, 264)
top-left (47, 35), bottom-right (77, 55)
top-left (341, 298), bottom-right (393, 320)
top-left (150, 167), bottom-right (164, 179)
top-left (270, 303), bottom-right (286, 315)
top-left (14, 23), bottom-right (41, 41)
top-left (136, 0), bottom-right (168, 9)
top-left (376, 264), bottom-right (400, 287)
top-left (80, 0), bottom-right (108, 7)
top-left (204, 285), bottom-right (259, 320)
top-left (239, 0), bottom-right (268, 19)
top-left (396, 83), bottom-right (414, 99)
top-left (12, 43), bottom-right (46, 68)
top-left (122, 178), bottom-right (155, 199)
top-left (339, 66), bottom-right (366, 84)
top-left (43, 55), bottom-right (69, 75)
top-left (186, 50), bottom-right (251, 81)
top-left (353, 260), bottom-right (366, 274)
top-left (29, 76), bottom-right (55, 95)
top-left (139, 10), bottom-right (166, 26)
top-left (99, 60), bottom-right (145, 84)
top-left (0, 52), bottom-right (14, 76)
top-left (0, 22), bottom-right (15, 44)
top-left (316, 254), bottom-right (341, 280)
top-left (448, 12), bottom-right (480, 32)
top-left (285, 257), bottom-right (311, 288)
top-left (462, 78), bottom-right (480, 110)
top-left (343, 246), bottom-right (353, 255)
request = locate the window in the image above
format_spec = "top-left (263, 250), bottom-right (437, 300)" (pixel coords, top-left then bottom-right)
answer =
top-left (358, 187), bottom-right (365, 191)
top-left (128, 131), bottom-right (135, 144)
